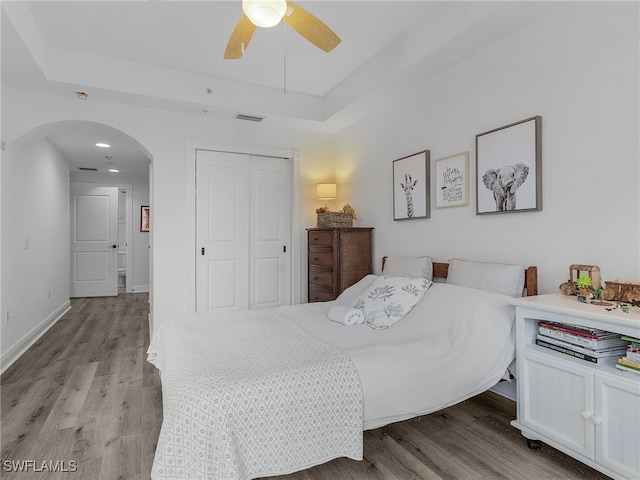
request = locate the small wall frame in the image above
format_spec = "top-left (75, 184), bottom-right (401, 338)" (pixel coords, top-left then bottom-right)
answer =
top-left (393, 150), bottom-right (430, 220)
top-left (140, 205), bottom-right (150, 232)
top-left (476, 116), bottom-right (542, 215)
top-left (435, 151), bottom-right (469, 208)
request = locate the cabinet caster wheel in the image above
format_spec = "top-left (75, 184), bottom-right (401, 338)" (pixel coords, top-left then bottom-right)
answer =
top-left (526, 439), bottom-right (542, 450)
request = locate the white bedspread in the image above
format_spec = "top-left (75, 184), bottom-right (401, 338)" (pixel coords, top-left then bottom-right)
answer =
top-left (147, 309), bottom-right (363, 480)
top-left (275, 282), bottom-right (516, 429)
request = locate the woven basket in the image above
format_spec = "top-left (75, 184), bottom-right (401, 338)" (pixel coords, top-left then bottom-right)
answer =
top-left (317, 212), bottom-right (353, 228)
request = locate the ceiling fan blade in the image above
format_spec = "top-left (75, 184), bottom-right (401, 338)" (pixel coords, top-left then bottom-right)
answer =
top-left (224, 14), bottom-right (257, 59)
top-left (284, 1), bottom-right (341, 53)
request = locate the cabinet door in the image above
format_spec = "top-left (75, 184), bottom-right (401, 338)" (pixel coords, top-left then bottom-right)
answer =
top-left (595, 373), bottom-right (640, 479)
top-left (336, 230), bottom-right (372, 293)
top-left (520, 350), bottom-right (595, 459)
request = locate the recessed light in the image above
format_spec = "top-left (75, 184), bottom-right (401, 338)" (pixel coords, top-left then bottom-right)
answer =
top-left (96, 143), bottom-right (110, 148)
top-left (108, 169), bottom-right (120, 173)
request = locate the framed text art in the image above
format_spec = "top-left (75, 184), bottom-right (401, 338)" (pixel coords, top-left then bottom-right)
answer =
top-left (393, 150), bottom-right (430, 220)
top-left (476, 116), bottom-right (542, 215)
top-left (435, 151), bottom-right (469, 208)
top-left (140, 205), bottom-right (150, 232)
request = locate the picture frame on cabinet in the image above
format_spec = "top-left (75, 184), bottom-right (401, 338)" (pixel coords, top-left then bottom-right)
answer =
top-left (393, 150), bottom-right (430, 220)
top-left (435, 151), bottom-right (469, 208)
top-left (476, 116), bottom-right (542, 215)
top-left (140, 205), bottom-right (150, 232)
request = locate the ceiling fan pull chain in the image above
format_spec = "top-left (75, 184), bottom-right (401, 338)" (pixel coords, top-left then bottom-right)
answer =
top-left (240, 3), bottom-right (245, 57)
top-left (283, 21), bottom-right (287, 95)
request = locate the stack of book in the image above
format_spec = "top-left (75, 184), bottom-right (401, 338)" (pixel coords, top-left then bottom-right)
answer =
top-left (616, 336), bottom-right (640, 375)
top-left (536, 321), bottom-right (628, 364)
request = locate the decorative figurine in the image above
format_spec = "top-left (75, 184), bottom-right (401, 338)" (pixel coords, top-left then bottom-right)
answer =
top-left (602, 280), bottom-right (640, 303)
top-left (342, 203), bottom-right (357, 219)
top-left (559, 264), bottom-right (602, 297)
top-left (576, 273), bottom-right (593, 303)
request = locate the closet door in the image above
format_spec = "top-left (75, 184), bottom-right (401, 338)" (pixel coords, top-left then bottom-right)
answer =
top-left (250, 157), bottom-right (291, 308)
top-left (196, 150), bottom-right (291, 311)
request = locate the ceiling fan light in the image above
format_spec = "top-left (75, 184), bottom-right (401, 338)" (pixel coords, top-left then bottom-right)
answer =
top-left (243, 0), bottom-right (287, 28)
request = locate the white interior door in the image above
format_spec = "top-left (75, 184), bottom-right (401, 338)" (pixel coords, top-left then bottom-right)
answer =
top-left (196, 150), bottom-right (291, 311)
top-left (196, 152), bottom-right (250, 310)
top-left (70, 185), bottom-right (119, 297)
top-left (250, 158), bottom-right (291, 308)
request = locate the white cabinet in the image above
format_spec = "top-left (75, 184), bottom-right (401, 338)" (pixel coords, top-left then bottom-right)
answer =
top-left (512, 294), bottom-right (640, 479)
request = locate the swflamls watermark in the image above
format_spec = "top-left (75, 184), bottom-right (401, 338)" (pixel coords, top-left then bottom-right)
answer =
top-left (2, 460), bottom-right (78, 473)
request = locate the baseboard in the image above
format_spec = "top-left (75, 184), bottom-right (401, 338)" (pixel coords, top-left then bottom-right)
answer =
top-left (127, 285), bottom-right (149, 293)
top-left (0, 300), bottom-right (71, 374)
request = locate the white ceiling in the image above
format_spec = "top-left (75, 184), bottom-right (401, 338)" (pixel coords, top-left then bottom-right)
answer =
top-left (1, 1), bottom-right (559, 177)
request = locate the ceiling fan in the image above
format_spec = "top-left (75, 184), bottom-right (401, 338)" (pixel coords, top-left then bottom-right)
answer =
top-left (224, 0), bottom-right (341, 59)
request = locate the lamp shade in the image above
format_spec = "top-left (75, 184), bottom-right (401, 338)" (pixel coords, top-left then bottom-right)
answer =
top-left (242, 0), bottom-right (287, 28)
top-left (316, 183), bottom-right (337, 200)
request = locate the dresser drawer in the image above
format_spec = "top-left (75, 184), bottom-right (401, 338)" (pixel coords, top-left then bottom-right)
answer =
top-left (308, 250), bottom-right (334, 267)
top-left (308, 230), bottom-right (333, 247)
top-left (308, 287), bottom-right (335, 303)
top-left (307, 227), bottom-right (373, 304)
top-left (309, 268), bottom-right (334, 288)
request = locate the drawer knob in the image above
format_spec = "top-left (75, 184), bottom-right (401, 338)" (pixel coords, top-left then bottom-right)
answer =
top-left (314, 257), bottom-right (318, 261)
top-left (580, 410), bottom-right (593, 420)
top-left (313, 237), bottom-right (318, 241)
top-left (313, 276), bottom-right (319, 280)
top-left (590, 415), bottom-right (602, 426)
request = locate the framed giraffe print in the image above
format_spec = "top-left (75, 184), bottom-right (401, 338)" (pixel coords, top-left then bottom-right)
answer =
top-left (393, 150), bottom-right (430, 220)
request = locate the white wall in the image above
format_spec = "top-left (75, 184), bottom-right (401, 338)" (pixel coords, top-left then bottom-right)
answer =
top-left (70, 171), bottom-right (150, 292)
top-left (0, 137), bottom-right (71, 370)
top-left (335, 2), bottom-right (640, 294)
top-left (1, 2), bottom-right (637, 371)
top-left (1, 89), bottom-right (336, 332)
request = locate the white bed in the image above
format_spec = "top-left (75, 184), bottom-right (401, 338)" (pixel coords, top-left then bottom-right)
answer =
top-left (147, 258), bottom-right (537, 480)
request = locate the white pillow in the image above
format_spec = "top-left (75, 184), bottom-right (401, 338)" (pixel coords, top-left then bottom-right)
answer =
top-left (351, 276), bottom-right (432, 330)
top-left (334, 274), bottom-right (379, 305)
top-left (446, 258), bottom-right (525, 297)
top-left (382, 256), bottom-right (433, 281)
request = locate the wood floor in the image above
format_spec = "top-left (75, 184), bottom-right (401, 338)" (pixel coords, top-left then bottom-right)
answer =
top-left (1, 293), bottom-right (609, 480)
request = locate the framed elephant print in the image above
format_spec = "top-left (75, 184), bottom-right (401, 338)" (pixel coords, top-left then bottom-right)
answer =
top-left (476, 116), bottom-right (542, 215)
top-left (393, 150), bottom-right (430, 220)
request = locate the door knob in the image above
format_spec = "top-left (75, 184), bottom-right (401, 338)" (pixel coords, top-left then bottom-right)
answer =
top-left (111, 244), bottom-right (117, 249)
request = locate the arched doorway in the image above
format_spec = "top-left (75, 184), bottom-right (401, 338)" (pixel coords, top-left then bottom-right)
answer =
top-left (1, 120), bottom-right (152, 371)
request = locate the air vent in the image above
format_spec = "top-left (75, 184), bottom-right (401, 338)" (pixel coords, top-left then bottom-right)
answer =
top-left (235, 113), bottom-right (264, 122)
top-left (78, 167), bottom-right (99, 172)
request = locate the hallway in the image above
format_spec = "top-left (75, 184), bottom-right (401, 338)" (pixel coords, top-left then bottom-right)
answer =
top-left (1, 293), bottom-right (160, 479)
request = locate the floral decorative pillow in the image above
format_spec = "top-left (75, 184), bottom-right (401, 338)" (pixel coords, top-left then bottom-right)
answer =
top-left (351, 276), bottom-right (432, 330)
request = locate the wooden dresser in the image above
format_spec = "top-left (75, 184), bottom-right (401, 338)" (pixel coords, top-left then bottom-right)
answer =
top-left (307, 227), bottom-right (373, 302)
